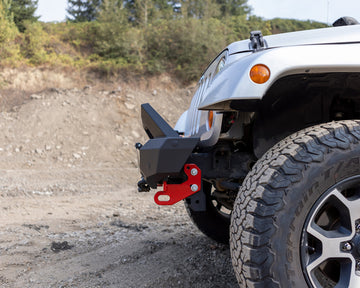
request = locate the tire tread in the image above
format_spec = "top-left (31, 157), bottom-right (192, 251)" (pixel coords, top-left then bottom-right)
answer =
top-left (230, 120), bottom-right (360, 288)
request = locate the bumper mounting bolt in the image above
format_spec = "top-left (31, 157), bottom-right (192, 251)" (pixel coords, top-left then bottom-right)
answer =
top-left (135, 143), bottom-right (143, 150)
top-left (191, 168), bottom-right (198, 176)
top-left (191, 184), bottom-right (199, 192)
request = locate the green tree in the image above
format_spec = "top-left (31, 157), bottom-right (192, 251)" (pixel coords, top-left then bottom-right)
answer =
top-left (125, 0), bottom-right (160, 26)
top-left (2, 0), bottom-right (13, 20)
top-left (125, 0), bottom-right (177, 25)
top-left (175, 0), bottom-right (250, 18)
top-left (21, 21), bottom-right (48, 64)
top-left (97, 0), bottom-right (125, 23)
top-left (181, 0), bottom-right (220, 19)
top-left (0, 0), bottom-right (20, 63)
top-left (216, 0), bottom-right (250, 17)
top-left (94, 0), bottom-right (145, 62)
top-left (9, 0), bottom-right (39, 32)
top-left (67, 0), bottom-right (101, 22)
top-left (126, 0), bottom-right (150, 26)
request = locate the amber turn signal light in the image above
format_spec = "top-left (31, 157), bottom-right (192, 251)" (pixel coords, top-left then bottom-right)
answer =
top-left (207, 111), bottom-right (214, 129)
top-left (250, 64), bottom-right (270, 84)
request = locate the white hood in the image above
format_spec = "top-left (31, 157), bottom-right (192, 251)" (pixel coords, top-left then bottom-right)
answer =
top-left (227, 25), bottom-right (360, 54)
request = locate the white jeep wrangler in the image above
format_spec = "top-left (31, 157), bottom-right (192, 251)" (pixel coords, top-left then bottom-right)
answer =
top-left (137, 17), bottom-right (360, 287)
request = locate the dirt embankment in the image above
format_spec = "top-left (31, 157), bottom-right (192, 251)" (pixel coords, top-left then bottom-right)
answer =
top-left (0, 69), bottom-right (238, 288)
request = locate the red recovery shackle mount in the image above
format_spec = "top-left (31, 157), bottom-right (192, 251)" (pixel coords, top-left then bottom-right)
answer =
top-left (154, 164), bottom-right (201, 206)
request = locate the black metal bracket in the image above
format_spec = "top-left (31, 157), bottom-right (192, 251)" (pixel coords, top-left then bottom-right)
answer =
top-left (185, 188), bottom-right (206, 212)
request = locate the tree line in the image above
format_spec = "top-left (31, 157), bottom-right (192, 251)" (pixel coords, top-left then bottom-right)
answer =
top-left (66, 0), bottom-right (250, 23)
top-left (0, 0), bottom-right (327, 81)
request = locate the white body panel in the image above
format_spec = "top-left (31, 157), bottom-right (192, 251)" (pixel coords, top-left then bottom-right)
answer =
top-left (179, 25), bottom-right (360, 143)
top-left (200, 43), bottom-right (360, 110)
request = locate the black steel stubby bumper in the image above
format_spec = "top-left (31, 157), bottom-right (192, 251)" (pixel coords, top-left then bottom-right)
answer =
top-left (137, 104), bottom-right (199, 190)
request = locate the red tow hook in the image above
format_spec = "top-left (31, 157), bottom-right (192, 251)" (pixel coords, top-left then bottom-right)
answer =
top-left (154, 164), bottom-right (201, 205)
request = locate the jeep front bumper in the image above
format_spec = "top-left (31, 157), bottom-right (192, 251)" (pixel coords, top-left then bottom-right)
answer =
top-left (138, 103), bottom-right (200, 189)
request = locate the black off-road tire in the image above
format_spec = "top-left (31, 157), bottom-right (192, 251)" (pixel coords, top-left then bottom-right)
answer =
top-left (230, 120), bottom-right (360, 287)
top-left (185, 181), bottom-right (230, 244)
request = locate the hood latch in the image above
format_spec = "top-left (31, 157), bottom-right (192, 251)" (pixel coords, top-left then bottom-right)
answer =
top-left (250, 31), bottom-right (265, 51)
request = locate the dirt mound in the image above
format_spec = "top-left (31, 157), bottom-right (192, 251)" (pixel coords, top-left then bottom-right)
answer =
top-left (0, 70), bottom-right (238, 288)
top-left (0, 71), bottom-right (193, 170)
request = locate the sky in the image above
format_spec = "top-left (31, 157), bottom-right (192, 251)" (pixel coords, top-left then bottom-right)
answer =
top-left (247, 0), bottom-right (360, 25)
top-left (36, 0), bottom-right (68, 22)
top-left (36, 0), bottom-right (360, 25)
